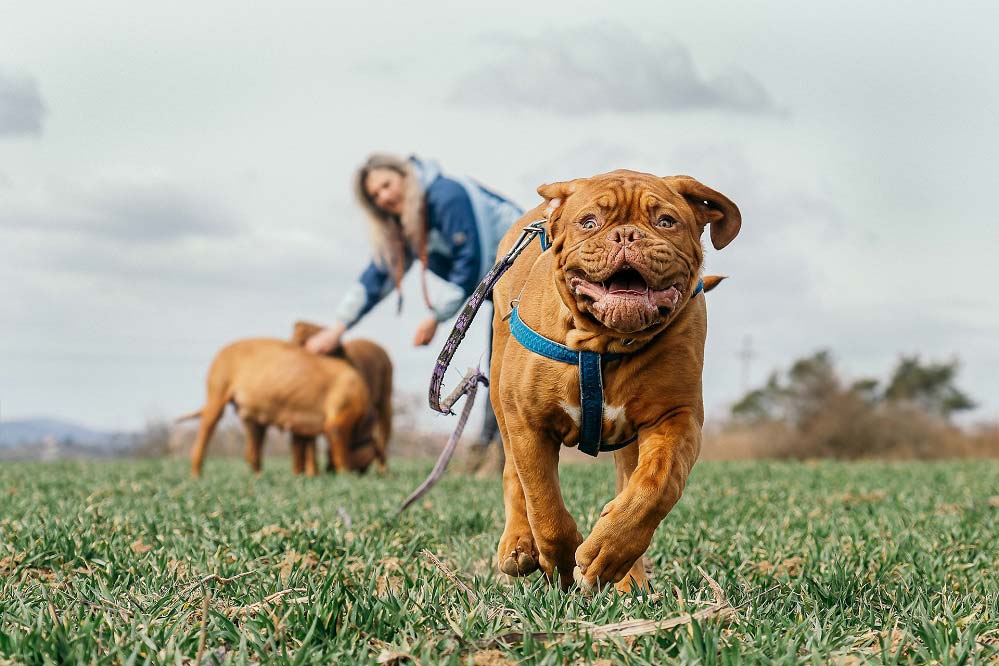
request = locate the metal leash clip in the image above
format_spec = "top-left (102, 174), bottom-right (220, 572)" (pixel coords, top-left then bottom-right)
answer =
top-left (502, 219), bottom-right (548, 267)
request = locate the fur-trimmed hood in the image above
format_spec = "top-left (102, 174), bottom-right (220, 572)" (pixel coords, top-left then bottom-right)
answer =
top-left (339, 153), bottom-right (523, 325)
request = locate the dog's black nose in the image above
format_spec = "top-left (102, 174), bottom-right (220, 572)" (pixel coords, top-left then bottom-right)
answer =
top-left (607, 225), bottom-right (645, 246)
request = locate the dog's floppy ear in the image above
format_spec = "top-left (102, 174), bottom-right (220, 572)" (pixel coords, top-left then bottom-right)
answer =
top-left (291, 320), bottom-right (324, 346)
top-left (537, 178), bottom-right (586, 238)
top-left (666, 176), bottom-right (741, 250)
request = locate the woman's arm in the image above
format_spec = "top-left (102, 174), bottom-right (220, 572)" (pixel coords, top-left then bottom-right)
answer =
top-left (334, 260), bottom-right (396, 328)
top-left (307, 260), bottom-right (395, 354)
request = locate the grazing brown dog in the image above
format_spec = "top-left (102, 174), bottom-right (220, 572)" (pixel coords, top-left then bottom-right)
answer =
top-left (489, 170), bottom-right (740, 592)
top-left (290, 320), bottom-right (393, 462)
top-left (180, 329), bottom-right (391, 477)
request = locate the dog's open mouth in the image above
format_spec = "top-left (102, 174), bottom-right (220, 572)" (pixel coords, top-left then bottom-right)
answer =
top-left (568, 267), bottom-right (684, 333)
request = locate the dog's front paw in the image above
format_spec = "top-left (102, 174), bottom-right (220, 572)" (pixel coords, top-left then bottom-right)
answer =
top-left (572, 564), bottom-right (599, 593)
top-left (574, 516), bottom-right (653, 593)
top-left (496, 530), bottom-right (539, 577)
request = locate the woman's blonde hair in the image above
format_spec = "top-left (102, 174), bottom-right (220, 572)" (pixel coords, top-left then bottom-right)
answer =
top-left (353, 153), bottom-right (430, 309)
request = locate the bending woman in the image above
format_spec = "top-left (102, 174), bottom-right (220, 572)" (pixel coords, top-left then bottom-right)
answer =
top-left (306, 153), bottom-right (523, 449)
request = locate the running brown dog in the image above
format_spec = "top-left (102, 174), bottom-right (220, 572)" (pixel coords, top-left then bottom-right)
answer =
top-left (489, 170), bottom-right (740, 592)
top-left (180, 327), bottom-right (391, 477)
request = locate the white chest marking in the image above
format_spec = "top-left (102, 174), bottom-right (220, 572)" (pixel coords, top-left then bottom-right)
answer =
top-left (603, 404), bottom-right (626, 425)
top-left (603, 404), bottom-right (629, 441)
top-left (559, 402), bottom-right (629, 439)
top-left (559, 401), bottom-right (581, 426)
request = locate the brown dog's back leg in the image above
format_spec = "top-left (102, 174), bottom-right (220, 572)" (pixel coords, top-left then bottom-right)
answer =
top-left (242, 419), bottom-right (267, 474)
top-left (290, 434), bottom-right (308, 475)
top-left (324, 421), bottom-right (350, 473)
top-left (374, 403), bottom-right (391, 472)
top-left (303, 437), bottom-right (319, 476)
top-left (324, 395), bottom-right (365, 473)
top-left (190, 398), bottom-right (227, 478)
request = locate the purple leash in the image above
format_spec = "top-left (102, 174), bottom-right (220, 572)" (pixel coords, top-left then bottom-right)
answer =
top-left (395, 220), bottom-right (547, 515)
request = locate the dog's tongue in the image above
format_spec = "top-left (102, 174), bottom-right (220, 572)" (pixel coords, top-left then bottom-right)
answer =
top-left (608, 270), bottom-right (646, 293)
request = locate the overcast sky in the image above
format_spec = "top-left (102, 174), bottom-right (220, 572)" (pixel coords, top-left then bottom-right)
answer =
top-left (2, 0), bottom-right (997, 432)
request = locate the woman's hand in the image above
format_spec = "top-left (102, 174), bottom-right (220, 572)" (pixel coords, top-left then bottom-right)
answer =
top-left (306, 323), bottom-right (346, 355)
top-left (412, 316), bottom-right (439, 346)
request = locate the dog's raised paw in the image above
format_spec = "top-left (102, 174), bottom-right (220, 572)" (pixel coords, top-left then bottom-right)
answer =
top-left (573, 565), bottom-right (596, 594)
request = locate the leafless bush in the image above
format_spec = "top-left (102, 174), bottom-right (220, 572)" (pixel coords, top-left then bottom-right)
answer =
top-left (130, 420), bottom-right (173, 458)
top-left (711, 349), bottom-right (995, 460)
top-left (706, 414), bottom-right (996, 460)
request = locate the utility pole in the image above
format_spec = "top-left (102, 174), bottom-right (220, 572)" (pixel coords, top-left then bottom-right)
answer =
top-left (736, 335), bottom-right (756, 392)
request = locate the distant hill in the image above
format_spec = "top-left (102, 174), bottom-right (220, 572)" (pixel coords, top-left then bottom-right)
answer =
top-left (0, 417), bottom-right (136, 460)
top-left (0, 417), bottom-right (115, 447)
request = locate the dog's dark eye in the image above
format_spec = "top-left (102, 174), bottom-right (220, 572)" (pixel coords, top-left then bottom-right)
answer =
top-left (657, 215), bottom-right (677, 229)
top-left (579, 216), bottom-right (598, 231)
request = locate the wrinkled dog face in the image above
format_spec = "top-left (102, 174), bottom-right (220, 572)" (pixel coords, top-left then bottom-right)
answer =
top-left (541, 170), bottom-right (741, 336)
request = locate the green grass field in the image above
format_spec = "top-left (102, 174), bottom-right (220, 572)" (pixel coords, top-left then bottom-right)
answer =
top-left (1, 457), bottom-right (997, 664)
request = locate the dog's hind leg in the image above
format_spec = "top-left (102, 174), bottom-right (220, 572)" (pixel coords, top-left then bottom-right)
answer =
top-left (190, 397), bottom-right (227, 478)
top-left (290, 434), bottom-right (308, 475)
top-left (303, 437), bottom-right (319, 476)
top-left (374, 404), bottom-right (391, 472)
top-left (374, 368), bottom-right (392, 472)
top-left (241, 419), bottom-right (267, 474)
top-left (324, 423), bottom-right (349, 473)
top-left (323, 399), bottom-right (365, 473)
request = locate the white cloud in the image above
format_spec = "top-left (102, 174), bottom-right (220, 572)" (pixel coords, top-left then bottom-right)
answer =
top-left (450, 23), bottom-right (780, 116)
top-left (0, 171), bottom-right (241, 243)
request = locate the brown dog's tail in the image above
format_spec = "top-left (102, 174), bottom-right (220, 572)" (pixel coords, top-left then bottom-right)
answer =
top-left (174, 409), bottom-right (203, 423)
top-left (702, 275), bottom-right (727, 292)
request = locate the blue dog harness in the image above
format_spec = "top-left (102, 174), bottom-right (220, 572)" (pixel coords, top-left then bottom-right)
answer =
top-left (509, 228), bottom-right (704, 456)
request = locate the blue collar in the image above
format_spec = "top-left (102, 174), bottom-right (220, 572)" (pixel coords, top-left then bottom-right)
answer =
top-left (508, 278), bottom-right (703, 456)
top-left (538, 227), bottom-right (551, 251)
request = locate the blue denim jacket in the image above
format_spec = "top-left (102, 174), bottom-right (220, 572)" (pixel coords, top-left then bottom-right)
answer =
top-left (335, 158), bottom-right (523, 326)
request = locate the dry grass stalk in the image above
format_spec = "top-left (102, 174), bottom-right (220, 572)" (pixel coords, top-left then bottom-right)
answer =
top-left (492, 567), bottom-right (736, 645)
top-left (420, 548), bottom-right (479, 605)
top-left (182, 569), bottom-right (258, 596)
top-left (195, 587), bottom-right (211, 665)
top-left (582, 592), bottom-right (735, 640)
top-left (227, 588), bottom-right (309, 618)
